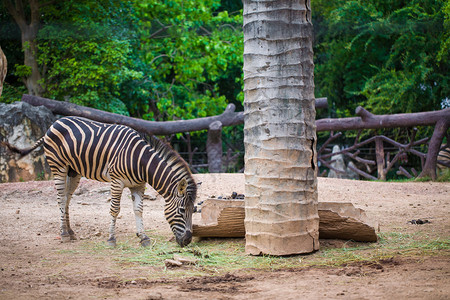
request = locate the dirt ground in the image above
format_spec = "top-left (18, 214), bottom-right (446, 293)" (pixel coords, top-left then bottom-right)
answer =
top-left (0, 174), bottom-right (449, 299)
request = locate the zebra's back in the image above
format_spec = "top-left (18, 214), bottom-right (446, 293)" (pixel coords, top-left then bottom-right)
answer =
top-left (44, 116), bottom-right (146, 183)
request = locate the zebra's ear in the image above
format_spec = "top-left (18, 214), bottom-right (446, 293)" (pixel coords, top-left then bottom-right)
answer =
top-left (178, 178), bottom-right (188, 195)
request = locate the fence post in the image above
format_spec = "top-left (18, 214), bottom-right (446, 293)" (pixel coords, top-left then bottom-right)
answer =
top-left (207, 121), bottom-right (223, 173)
top-left (375, 137), bottom-right (386, 180)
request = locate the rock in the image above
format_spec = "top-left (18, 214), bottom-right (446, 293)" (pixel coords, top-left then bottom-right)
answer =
top-left (173, 254), bottom-right (199, 265)
top-left (346, 161), bottom-right (360, 180)
top-left (328, 145), bottom-right (346, 179)
top-left (0, 101), bottom-right (56, 182)
top-left (164, 259), bottom-right (183, 268)
top-left (193, 198), bottom-right (378, 242)
top-left (328, 145), bottom-right (360, 180)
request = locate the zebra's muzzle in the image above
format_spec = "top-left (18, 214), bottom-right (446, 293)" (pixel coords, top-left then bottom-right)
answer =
top-left (176, 230), bottom-right (192, 247)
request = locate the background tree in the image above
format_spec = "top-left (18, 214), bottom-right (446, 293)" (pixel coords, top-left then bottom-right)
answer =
top-left (313, 0), bottom-right (449, 118)
top-left (2, 0), bottom-right (47, 96)
top-left (37, 0), bottom-right (139, 115)
top-left (0, 46), bottom-right (6, 97)
top-left (243, 0), bottom-right (319, 255)
top-left (129, 0), bottom-right (243, 121)
top-left (0, 0), bottom-right (243, 119)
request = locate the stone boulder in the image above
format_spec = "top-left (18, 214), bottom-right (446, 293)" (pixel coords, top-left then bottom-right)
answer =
top-left (328, 145), bottom-right (347, 179)
top-left (0, 101), bottom-right (56, 182)
top-left (328, 145), bottom-right (360, 180)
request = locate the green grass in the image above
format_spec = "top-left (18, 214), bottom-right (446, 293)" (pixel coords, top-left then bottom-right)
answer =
top-left (76, 230), bottom-right (449, 279)
top-left (436, 169), bottom-right (450, 182)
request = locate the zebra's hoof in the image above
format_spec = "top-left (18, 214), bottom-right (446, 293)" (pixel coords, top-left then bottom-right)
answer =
top-left (107, 238), bottom-right (117, 247)
top-left (140, 237), bottom-right (151, 247)
top-left (61, 234), bottom-right (71, 243)
top-left (68, 229), bottom-right (77, 240)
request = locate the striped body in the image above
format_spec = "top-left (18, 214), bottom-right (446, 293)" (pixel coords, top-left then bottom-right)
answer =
top-left (25, 116), bottom-right (196, 247)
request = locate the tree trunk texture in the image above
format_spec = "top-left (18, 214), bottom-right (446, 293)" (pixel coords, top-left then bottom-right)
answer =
top-left (0, 46), bottom-right (6, 98)
top-left (207, 121), bottom-right (223, 173)
top-left (3, 0), bottom-right (43, 96)
top-left (243, 0), bottom-right (319, 255)
top-left (418, 118), bottom-right (450, 180)
top-left (192, 198), bottom-right (378, 242)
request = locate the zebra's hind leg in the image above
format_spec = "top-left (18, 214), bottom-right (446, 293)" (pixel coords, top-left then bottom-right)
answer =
top-left (107, 180), bottom-right (124, 247)
top-left (130, 185), bottom-right (151, 247)
top-left (54, 170), bottom-right (81, 242)
top-left (65, 173), bottom-right (81, 240)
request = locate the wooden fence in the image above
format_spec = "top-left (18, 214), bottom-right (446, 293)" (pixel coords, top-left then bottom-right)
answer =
top-left (22, 94), bottom-right (450, 180)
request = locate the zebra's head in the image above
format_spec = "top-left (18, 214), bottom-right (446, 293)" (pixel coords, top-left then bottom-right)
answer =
top-left (165, 177), bottom-right (197, 247)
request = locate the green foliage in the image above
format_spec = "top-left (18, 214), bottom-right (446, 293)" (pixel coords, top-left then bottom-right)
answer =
top-left (13, 64), bottom-right (32, 78)
top-left (37, 0), bottom-right (139, 115)
top-left (313, 0), bottom-right (449, 117)
top-left (1, 82), bottom-right (27, 104)
top-left (2, 0), bottom-right (447, 126)
top-left (129, 0), bottom-right (243, 121)
top-left (1, 0), bottom-right (243, 120)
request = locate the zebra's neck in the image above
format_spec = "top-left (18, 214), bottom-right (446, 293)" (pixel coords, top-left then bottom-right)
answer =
top-left (141, 138), bottom-right (195, 200)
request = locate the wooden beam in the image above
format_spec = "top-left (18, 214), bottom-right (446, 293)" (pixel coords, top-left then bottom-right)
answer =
top-left (21, 94), bottom-right (327, 135)
top-left (193, 198), bottom-right (378, 242)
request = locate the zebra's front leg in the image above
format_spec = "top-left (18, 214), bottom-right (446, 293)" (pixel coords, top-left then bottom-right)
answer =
top-left (130, 185), bottom-right (151, 247)
top-left (107, 180), bottom-right (124, 247)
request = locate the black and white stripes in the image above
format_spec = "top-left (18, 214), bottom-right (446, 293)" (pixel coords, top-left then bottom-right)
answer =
top-left (5, 116), bottom-right (197, 247)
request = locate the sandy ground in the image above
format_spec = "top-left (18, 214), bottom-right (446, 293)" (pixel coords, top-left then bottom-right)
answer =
top-left (0, 174), bottom-right (449, 299)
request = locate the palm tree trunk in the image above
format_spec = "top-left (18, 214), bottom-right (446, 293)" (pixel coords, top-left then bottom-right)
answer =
top-left (243, 0), bottom-right (319, 255)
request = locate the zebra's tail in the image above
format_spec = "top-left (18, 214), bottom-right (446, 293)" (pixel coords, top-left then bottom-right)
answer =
top-left (0, 136), bottom-right (45, 157)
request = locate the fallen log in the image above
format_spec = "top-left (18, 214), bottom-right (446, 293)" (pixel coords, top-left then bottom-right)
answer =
top-left (192, 198), bottom-right (378, 242)
top-left (316, 106), bottom-right (450, 131)
top-left (23, 94), bottom-right (449, 134)
top-left (21, 94), bottom-right (327, 135)
top-left (22, 94), bottom-right (448, 179)
top-left (22, 94), bottom-right (242, 135)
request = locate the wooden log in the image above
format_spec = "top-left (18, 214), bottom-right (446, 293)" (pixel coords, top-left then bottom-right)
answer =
top-left (193, 198), bottom-right (378, 242)
top-left (22, 94), bottom-right (448, 180)
top-left (397, 166), bottom-right (413, 179)
top-left (418, 118), bottom-right (450, 180)
top-left (21, 94), bottom-right (327, 135)
top-left (22, 94), bottom-right (449, 134)
top-left (375, 137), bottom-right (386, 180)
top-left (207, 121), bottom-right (223, 173)
top-left (316, 106), bottom-right (450, 132)
top-left (22, 94), bottom-right (242, 135)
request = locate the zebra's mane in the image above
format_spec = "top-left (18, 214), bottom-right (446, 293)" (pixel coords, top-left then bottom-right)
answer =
top-left (147, 135), bottom-right (197, 201)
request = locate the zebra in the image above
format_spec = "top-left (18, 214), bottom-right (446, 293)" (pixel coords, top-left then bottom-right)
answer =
top-left (1, 116), bottom-right (197, 247)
